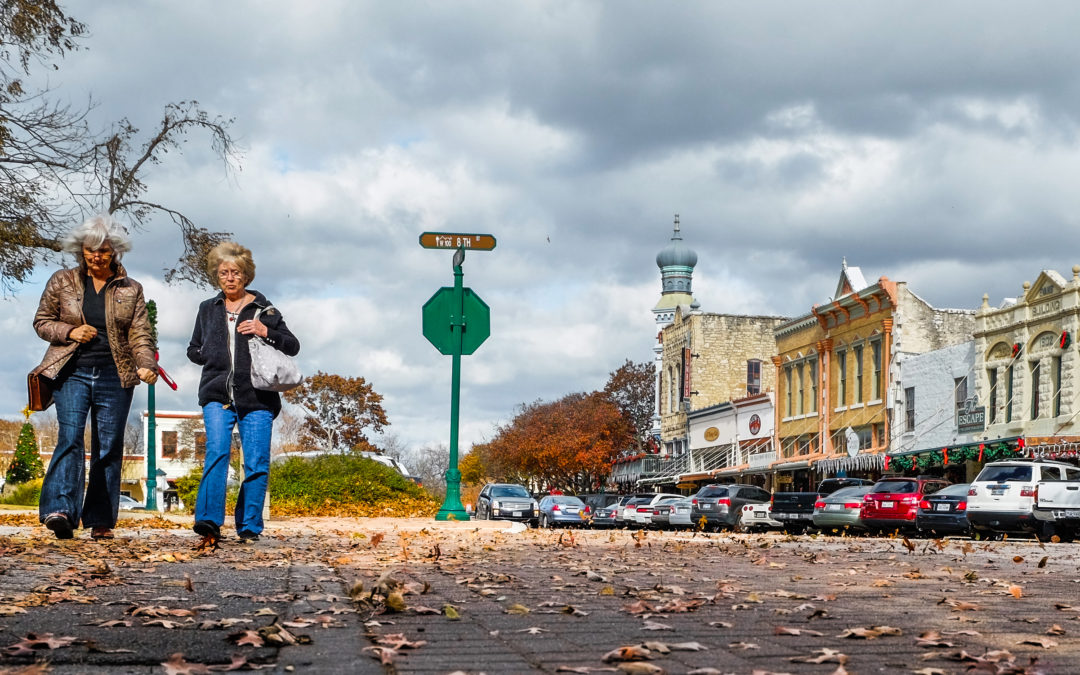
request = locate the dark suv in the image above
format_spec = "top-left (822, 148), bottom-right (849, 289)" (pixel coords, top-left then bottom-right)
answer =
top-left (690, 484), bottom-right (772, 530)
top-left (578, 493), bottom-right (621, 527)
top-left (475, 483), bottom-right (539, 525)
top-left (860, 476), bottom-right (950, 532)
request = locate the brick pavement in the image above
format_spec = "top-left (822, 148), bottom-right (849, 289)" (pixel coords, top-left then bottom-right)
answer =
top-left (3, 512), bottom-right (1080, 674)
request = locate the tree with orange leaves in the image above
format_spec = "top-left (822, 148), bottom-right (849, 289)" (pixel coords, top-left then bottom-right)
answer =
top-left (484, 391), bottom-right (633, 493)
top-left (283, 371), bottom-right (389, 453)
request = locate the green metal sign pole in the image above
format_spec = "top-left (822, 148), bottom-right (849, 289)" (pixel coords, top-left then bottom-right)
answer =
top-left (436, 252), bottom-right (469, 521)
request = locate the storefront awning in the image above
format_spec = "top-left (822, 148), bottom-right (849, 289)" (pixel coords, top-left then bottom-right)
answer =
top-left (771, 460), bottom-right (809, 471)
top-left (816, 453), bottom-right (886, 474)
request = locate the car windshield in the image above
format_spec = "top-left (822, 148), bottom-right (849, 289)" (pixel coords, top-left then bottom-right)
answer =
top-left (696, 486), bottom-right (729, 498)
top-left (828, 486), bottom-right (871, 500)
top-left (552, 496), bottom-right (584, 506)
top-left (492, 485), bottom-right (530, 498)
top-left (871, 480), bottom-right (917, 494)
top-left (976, 465), bottom-right (1033, 482)
top-left (934, 483), bottom-right (970, 497)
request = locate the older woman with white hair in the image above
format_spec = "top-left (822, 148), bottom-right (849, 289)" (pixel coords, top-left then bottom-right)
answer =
top-left (32, 214), bottom-right (158, 540)
top-left (187, 241), bottom-right (299, 543)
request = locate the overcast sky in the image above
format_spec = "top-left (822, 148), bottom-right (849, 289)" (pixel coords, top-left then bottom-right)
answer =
top-left (7, 2), bottom-right (1080, 453)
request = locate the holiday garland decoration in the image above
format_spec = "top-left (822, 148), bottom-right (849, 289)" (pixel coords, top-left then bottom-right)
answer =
top-left (1012, 342), bottom-right (1022, 358)
top-left (886, 440), bottom-right (1022, 473)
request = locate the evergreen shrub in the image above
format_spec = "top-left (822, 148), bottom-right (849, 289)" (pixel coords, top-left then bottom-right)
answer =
top-left (269, 454), bottom-right (437, 517)
top-left (0, 478), bottom-right (42, 506)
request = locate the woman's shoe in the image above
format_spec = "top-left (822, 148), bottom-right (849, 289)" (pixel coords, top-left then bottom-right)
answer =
top-left (193, 520), bottom-right (221, 539)
top-left (44, 513), bottom-right (74, 540)
top-left (237, 530), bottom-right (260, 542)
top-left (90, 527), bottom-right (114, 540)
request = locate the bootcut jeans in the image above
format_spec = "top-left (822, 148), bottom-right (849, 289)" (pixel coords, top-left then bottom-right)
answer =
top-left (39, 363), bottom-right (134, 529)
top-left (194, 403), bottom-right (273, 535)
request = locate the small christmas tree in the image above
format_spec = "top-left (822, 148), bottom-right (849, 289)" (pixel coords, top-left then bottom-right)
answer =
top-left (6, 409), bottom-right (44, 485)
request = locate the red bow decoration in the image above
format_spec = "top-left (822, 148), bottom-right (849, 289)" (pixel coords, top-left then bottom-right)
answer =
top-left (943, 448), bottom-right (949, 465)
top-left (978, 443), bottom-right (985, 462)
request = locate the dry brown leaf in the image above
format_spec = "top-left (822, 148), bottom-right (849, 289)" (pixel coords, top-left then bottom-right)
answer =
top-left (1038, 556), bottom-right (1049, 568)
top-left (228, 630), bottom-right (265, 647)
top-left (616, 664), bottom-right (664, 674)
top-left (727, 641), bottom-right (759, 650)
top-left (161, 653), bottom-right (214, 675)
top-left (1047, 624), bottom-right (1066, 636)
top-left (505, 603), bottom-right (531, 615)
top-left (601, 645), bottom-right (652, 662)
top-left (1008, 585), bottom-right (1023, 599)
top-left (361, 645), bottom-right (397, 665)
top-left (789, 647), bottom-right (848, 664)
top-left (1012, 555), bottom-right (1024, 563)
top-left (640, 620), bottom-right (673, 631)
top-left (1017, 637), bottom-right (1057, 649)
top-left (774, 626), bottom-right (824, 637)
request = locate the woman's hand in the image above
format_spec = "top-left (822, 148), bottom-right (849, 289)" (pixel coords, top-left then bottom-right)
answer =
top-left (68, 324), bottom-right (98, 343)
top-left (137, 367), bottom-right (159, 384)
top-left (237, 319), bottom-right (267, 338)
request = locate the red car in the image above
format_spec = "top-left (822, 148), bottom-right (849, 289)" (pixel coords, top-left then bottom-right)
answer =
top-left (859, 476), bottom-right (950, 533)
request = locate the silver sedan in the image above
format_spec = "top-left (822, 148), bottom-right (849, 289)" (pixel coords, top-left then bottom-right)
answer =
top-left (812, 485), bottom-right (873, 533)
top-left (668, 498), bottom-right (695, 529)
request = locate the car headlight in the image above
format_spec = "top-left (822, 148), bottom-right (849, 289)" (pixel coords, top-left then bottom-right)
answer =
top-left (493, 500), bottom-right (502, 509)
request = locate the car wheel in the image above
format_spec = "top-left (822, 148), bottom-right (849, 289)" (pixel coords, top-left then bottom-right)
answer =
top-left (540, 514), bottom-right (549, 529)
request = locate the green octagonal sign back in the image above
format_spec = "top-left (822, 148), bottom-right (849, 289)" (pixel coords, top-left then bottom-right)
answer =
top-left (422, 287), bottom-right (490, 355)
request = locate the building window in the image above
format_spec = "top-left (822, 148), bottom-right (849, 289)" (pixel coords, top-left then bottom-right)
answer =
top-left (854, 344), bottom-right (864, 403)
top-left (837, 350), bottom-right (847, 406)
top-left (904, 387), bottom-right (915, 432)
top-left (785, 366), bottom-right (793, 416)
top-left (668, 366), bottom-right (676, 414)
top-left (1053, 355), bottom-right (1063, 417)
top-left (809, 358), bottom-right (818, 413)
top-left (797, 364), bottom-right (805, 415)
top-left (954, 376), bottom-right (968, 425)
top-left (988, 368), bottom-right (998, 424)
top-left (871, 340), bottom-right (882, 400)
top-left (161, 430), bottom-right (178, 458)
top-left (195, 432), bottom-right (207, 461)
top-left (747, 359), bottom-right (762, 396)
top-left (1031, 360), bottom-right (1041, 420)
top-left (1006, 364), bottom-right (1014, 423)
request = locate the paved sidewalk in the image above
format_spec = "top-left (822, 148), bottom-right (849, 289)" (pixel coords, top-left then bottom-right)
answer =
top-left (3, 512), bottom-right (1080, 674)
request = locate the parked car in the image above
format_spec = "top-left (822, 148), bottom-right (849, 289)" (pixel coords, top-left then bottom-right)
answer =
top-left (589, 504), bottom-right (619, 528)
top-left (812, 485), bottom-right (873, 533)
top-left (579, 493), bottom-right (621, 511)
top-left (475, 483), bottom-right (539, 525)
top-left (1033, 464), bottom-right (1080, 541)
top-left (859, 476), bottom-right (950, 533)
top-left (667, 497), bottom-right (695, 529)
top-left (118, 494), bottom-right (145, 510)
top-left (739, 502), bottom-right (783, 531)
top-left (615, 493), bottom-right (656, 526)
top-left (650, 501), bottom-right (675, 529)
top-left (631, 493), bottom-right (683, 526)
top-left (771, 478), bottom-right (874, 531)
top-left (915, 483), bottom-right (972, 537)
top-left (537, 495), bottom-right (587, 528)
top-left (969, 460), bottom-right (1079, 538)
top-left (691, 484), bottom-right (772, 530)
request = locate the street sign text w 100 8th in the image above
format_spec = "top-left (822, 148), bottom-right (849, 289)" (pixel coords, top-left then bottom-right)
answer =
top-left (419, 232), bottom-right (497, 250)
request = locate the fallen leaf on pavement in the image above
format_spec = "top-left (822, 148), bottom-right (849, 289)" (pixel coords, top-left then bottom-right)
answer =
top-left (1017, 637), bottom-right (1057, 649)
top-left (774, 626), bottom-right (824, 637)
top-left (616, 663), bottom-right (664, 674)
top-left (1047, 624), bottom-right (1066, 635)
top-left (640, 621), bottom-right (672, 631)
top-left (602, 645), bottom-right (652, 662)
top-left (228, 630), bottom-right (264, 647)
top-left (1008, 585), bottom-right (1023, 599)
top-left (505, 603), bottom-right (531, 615)
top-left (728, 641), bottom-right (759, 650)
top-left (790, 647), bottom-right (848, 664)
top-left (161, 653), bottom-right (213, 675)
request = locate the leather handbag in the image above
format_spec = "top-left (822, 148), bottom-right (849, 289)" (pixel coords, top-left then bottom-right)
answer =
top-left (248, 306), bottom-right (302, 392)
top-left (27, 369), bottom-right (54, 411)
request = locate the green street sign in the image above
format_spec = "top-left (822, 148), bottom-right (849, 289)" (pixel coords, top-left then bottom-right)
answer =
top-left (422, 286), bottom-right (490, 355)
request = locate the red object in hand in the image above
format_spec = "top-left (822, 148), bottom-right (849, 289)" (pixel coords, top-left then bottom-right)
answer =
top-left (157, 366), bottom-right (178, 391)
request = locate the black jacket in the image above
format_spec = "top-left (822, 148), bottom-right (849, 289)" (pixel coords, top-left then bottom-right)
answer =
top-left (186, 290), bottom-right (300, 417)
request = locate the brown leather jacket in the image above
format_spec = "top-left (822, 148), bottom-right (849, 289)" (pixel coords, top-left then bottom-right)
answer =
top-left (33, 265), bottom-right (157, 388)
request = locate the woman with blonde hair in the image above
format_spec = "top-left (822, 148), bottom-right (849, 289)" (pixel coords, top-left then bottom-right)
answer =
top-left (32, 214), bottom-right (158, 540)
top-left (187, 241), bottom-right (299, 543)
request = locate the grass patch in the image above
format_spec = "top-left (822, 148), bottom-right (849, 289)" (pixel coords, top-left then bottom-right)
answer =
top-left (269, 454), bottom-right (438, 517)
top-left (0, 479), bottom-right (42, 506)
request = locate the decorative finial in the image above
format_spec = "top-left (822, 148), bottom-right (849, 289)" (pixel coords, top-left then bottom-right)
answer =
top-left (1073, 265), bottom-right (1079, 281)
top-left (1023, 280), bottom-right (1031, 291)
top-left (673, 214), bottom-right (680, 235)
top-left (842, 257), bottom-right (847, 270)
top-left (981, 293), bottom-right (989, 309)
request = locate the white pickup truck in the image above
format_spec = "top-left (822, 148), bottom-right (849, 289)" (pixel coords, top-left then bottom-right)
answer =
top-left (1033, 464), bottom-right (1080, 541)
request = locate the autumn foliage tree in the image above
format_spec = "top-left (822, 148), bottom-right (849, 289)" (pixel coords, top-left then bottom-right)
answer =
top-left (283, 371), bottom-right (389, 453)
top-left (482, 392), bottom-right (634, 493)
top-left (603, 359), bottom-right (656, 451)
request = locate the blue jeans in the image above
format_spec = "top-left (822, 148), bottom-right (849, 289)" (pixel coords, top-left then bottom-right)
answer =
top-left (39, 363), bottom-right (134, 529)
top-left (194, 403), bottom-right (273, 534)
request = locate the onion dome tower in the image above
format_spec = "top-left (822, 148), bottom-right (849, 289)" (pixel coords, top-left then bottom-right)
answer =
top-left (652, 214), bottom-right (698, 324)
top-left (650, 215), bottom-right (698, 439)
